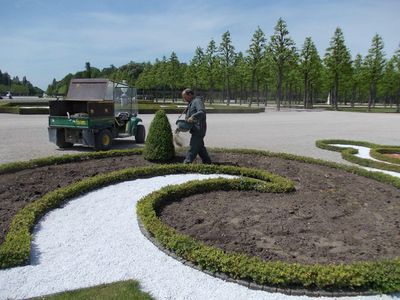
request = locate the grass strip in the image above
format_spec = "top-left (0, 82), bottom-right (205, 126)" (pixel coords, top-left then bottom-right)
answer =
top-left (33, 280), bottom-right (153, 300)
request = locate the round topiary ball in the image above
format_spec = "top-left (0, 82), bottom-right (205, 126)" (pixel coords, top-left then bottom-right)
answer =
top-left (144, 110), bottom-right (175, 162)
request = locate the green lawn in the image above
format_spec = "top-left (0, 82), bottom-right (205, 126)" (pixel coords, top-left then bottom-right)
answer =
top-left (34, 280), bottom-right (154, 300)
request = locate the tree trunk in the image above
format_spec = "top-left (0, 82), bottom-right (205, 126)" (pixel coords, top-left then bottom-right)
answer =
top-left (163, 85), bottom-right (166, 103)
top-left (251, 70), bottom-right (256, 106)
top-left (368, 83), bottom-right (373, 112)
top-left (277, 67), bottom-right (282, 111)
top-left (209, 85), bottom-right (214, 104)
top-left (397, 86), bottom-right (400, 113)
top-left (226, 72), bottom-right (231, 106)
top-left (334, 74), bottom-right (339, 110)
top-left (303, 75), bottom-right (308, 109)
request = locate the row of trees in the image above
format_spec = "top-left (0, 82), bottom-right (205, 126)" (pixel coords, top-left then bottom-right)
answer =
top-left (0, 70), bottom-right (43, 96)
top-left (47, 18), bottom-right (400, 111)
top-left (46, 62), bottom-right (146, 96)
top-left (135, 19), bottom-right (400, 111)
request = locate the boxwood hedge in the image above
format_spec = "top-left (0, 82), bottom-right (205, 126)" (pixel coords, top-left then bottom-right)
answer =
top-left (0, 147), bottom-right (399, 293)
top-left (143, 110), bottom-right (175, 162)
top-left (137, 178), bottom-right (400, 293)
top-left (0, 163), bottom-right (292, 269)
top-left (316, 139), bottom-right (400, 173)
top-left (370, 147), bottom-right (400, 165)
top-left (0, 148), bottom-right (143, 175)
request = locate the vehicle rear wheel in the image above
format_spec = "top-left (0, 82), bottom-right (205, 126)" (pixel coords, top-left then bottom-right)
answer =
top-left (135, 124), bottom-right (146, 144)
top-left (95, 129), bottom-right (113, 151)
top-left (56, 129), bottom-right (73, 148)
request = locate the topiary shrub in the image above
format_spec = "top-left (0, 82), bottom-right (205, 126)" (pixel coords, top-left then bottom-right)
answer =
top-left (143, 110), bottom-right (175, 162)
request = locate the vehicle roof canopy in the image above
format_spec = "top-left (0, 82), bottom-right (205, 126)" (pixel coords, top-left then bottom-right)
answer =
top-left (66, 79), bottom-right (128, 101)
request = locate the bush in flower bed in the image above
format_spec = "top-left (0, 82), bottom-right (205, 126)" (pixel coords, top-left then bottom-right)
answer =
top-left (143, 110), bottom-right (175, 162)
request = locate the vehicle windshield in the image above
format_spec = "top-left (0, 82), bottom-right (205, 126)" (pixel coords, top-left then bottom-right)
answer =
top-left (113, 82), bottom-right (138, 116)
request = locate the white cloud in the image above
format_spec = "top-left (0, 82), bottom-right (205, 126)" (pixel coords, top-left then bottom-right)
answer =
top-left (1, 0), bottom-right (399, 89)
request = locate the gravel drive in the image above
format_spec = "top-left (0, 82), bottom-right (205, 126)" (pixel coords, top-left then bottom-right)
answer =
top-left (1, 110), bottom-right (399, 164)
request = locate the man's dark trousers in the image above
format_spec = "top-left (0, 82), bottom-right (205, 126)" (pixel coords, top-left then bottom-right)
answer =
top-left (184, 134), bottom-right (211, 163)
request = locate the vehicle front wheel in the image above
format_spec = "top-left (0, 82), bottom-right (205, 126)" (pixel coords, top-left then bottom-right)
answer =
top-left (56, 129), bottom-right (73, 148)
top-left (95, 129), bottom-right (113, 151)
top-left (135, 124), bottom-right (146, 144)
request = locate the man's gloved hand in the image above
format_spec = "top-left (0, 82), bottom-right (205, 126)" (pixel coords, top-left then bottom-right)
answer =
top-left (187, 116), bottom-right (196, 123)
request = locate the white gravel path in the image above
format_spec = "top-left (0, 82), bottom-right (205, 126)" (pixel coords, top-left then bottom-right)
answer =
top-left (0, 174), bottom-right (396, 300)
top-left (332, 144), bottom-right (400, 178)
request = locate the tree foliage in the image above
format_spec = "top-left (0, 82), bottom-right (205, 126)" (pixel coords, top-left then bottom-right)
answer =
top-left (300, 37), bottom-right (322, 108)
top-left (0, 70), bottom-right (42, 96)
top-left (247, 26), bottom-right (266, 105)
top-left (364, 34), bottom-right (385, 110)
top-left (268, 18), bottom-right (296, 110)
top-left (47, 19), bottom-right (400, 112)
top-left (219, 31), bottom-right (236, 104)
top-left (324, 27), bottom-right (352, 110)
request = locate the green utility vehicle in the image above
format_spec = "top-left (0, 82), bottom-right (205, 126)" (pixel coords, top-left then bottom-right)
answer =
top-left (48, 79), bottom-right (145, 150)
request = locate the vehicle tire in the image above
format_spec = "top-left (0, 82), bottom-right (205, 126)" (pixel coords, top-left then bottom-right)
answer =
top-left (95, 129), bottom-right (113, 151)
top-left (135, 124), bottom-right (146, 144)
top-left (56, 129), bottom-right (73, 148)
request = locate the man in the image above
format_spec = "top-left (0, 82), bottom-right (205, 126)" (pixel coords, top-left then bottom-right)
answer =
top-left (182, 88), bottom-right (212, 164)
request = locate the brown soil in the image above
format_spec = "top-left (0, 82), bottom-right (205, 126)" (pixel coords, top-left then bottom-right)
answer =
top-left (1, 152), bottom-right (399, 265)
top-left (384, 153), bottom-right (400, 159)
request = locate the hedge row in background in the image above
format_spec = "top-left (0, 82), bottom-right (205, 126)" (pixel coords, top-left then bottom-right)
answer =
top-left (139, 107), bottom-right (265, 114)
top-left (0, 101), bottom-right (265, 115)
top-left (137, 178), bottom-right (400, 293)
top-left (0, 102), bottom-right (49, 114)
top-left (316, 139), bottom-right (400, 173)
top-left (0, 163), bottom-right (291, 269)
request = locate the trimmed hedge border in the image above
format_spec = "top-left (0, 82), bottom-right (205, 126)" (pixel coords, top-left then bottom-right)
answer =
top-left (0, 163), bottom-right (291, 269)
top-left (0, 148), bottom-right (144, 175)
top-left (370, 147), bottom-right (400, 165)
top-left (136, 177), bottom-right (400, 295)
top-left (0, 102), bottom-right (19, 114)
top-left (138, 203), bottom-right (379, 297)
top-left (316, 139), bottom-right (400, 173)
top-left (0, 102), bottom-right (265, 115)
top-left (1, 147), bottom-right (399, 294)
top-left (0, 102), bottom-right (50, 114)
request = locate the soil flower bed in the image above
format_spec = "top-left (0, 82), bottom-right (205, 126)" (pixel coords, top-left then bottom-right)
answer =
top-left (0, 149), bottom-right (399, 294)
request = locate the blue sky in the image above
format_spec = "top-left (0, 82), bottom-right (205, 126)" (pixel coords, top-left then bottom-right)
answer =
top-left (1, 0), bottom-right (399, 90)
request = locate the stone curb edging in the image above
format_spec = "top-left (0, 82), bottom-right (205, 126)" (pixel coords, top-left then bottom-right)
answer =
top-left (136, 216), bottom-right (378, 298)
